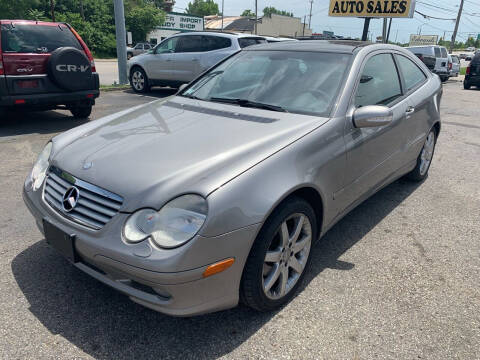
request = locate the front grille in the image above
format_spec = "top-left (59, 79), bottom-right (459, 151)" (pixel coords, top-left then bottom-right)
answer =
top-left (43, 166), bottom-right (123, 229)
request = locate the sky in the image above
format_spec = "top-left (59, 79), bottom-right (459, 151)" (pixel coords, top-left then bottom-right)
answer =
top-left (172, 0), bottom-right (480, 44)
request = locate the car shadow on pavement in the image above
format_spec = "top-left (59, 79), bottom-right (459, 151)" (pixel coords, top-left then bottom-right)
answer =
top-left (0, 109), bottom-right (88, 137)
top-left (11, 178), bottom-right (421, 359)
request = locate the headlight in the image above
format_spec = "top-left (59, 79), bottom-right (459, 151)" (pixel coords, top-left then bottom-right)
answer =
top-left (26, 142), bottom-right (52, 191)
top-left (123, 194), bottom-right (208, 249)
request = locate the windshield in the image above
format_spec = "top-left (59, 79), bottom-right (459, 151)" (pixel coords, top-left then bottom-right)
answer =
top-left (0, 24), bottom-right (82, 53)
top-left (182, 50), bottom-right (351, 117)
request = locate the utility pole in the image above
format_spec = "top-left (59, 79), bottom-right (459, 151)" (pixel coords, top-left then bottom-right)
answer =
top-left (113, 0), bottom-right (128, 84)
top-left (254, 0), bottom-right (257, 34)
top-left (50, 0), bottom-right (55, 22)
top-left (303, 15), bottom-right (306, 36)
top-left (79, 0), bottom-right (85, 20)
top-left (450, 0), bottom-right (464, 53)
top-left (308, 0), bottom-right (313, 29)
top-left (382, 18), bottom-right (388, 43)
top-left (386, 18), bottom-right (392, 43)
top-left (361, 18), bottom-right (371, 41)
top-left (221, 0), bottom-right (224, 31)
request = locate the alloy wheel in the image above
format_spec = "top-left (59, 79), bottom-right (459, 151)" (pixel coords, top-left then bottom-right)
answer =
top-left (131, 70), bottom-right (145, 91)
top-left (419, 131), bottom-right (435, 176)
top-left (262, 213), bottom-right (312, 300)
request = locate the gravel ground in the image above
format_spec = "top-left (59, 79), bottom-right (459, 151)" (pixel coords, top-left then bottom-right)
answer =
top-left (0, 82), bottom-right (478, 359)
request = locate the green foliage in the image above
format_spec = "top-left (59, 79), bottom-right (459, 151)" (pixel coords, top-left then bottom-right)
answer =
top-left (263, 7), bottom-right (293, 18)
top-left (186, 0), bottom-right (218, 17)
top-left (26, 8), bottom-right (48, 21)
top-left (241, 9), bottom-right (255, 17)
top-left (0, 0), bottom-right (42, 19)
top-left (125, 3), bottom-right (165, 43)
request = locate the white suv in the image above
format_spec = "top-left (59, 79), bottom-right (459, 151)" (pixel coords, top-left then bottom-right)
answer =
top-left (127, 32), bottom-right (266, 92)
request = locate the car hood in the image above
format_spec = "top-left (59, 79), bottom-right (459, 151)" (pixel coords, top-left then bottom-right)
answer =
top-left (52, 96), bottom-right (329, 212)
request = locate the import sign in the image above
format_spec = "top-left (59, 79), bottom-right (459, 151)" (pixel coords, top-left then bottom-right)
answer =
top-left (409, 34), bottom-right (438, 46)
top-left (158, 12), bottom-right (204, 32)
top-left (329, 0), bottom-right (416, 18)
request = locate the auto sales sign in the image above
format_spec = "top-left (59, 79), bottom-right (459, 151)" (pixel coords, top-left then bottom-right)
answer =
top-left (329, 0), bottom-right (416, 18)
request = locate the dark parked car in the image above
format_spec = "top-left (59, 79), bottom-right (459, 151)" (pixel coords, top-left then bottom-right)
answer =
top-left (464, 53), bottom-right (480, 90)
top-left (0, 20), bottom-right (99, 118)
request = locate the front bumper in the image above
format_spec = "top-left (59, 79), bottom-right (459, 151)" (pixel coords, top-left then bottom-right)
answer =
top-left (23, 185), bottom-right (260, 316)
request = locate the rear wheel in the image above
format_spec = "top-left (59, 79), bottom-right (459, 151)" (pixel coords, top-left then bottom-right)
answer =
top-left (240, 197), bottom-right (317, 312)
top-left (406, 129), bottom-right (436, 182)
top-left (440, 76), bottom-right (448, 83)
top-left (464, 82), bottom-right (471, 90)
top-left (130, 67), bottom-right (149, 93)
top-left (70, 104), bottom-right (92, 119)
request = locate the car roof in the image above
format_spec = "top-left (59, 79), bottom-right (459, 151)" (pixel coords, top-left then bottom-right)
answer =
top-left (174, 31), bottom-right (265, 39)
top-left (0, 19), bottom-right (67, 26)
top-left (242, 40), bottom-right (373, 54)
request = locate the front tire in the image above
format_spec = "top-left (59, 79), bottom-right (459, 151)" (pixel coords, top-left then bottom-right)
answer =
top-left (130, 67), bottom-right (150, 93)
top-left (406, 129), bottom-right (436, 182)
top-left (240, 197), bottom-right (317, 312)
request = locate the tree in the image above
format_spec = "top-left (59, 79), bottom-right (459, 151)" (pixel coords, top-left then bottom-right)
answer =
top-left (241, 9), bottom-right (255, 17)
top-left (186, 0), bottom-right (218, 17)
top-left (125, 3), bottom-right (165, 42)
top-left (263, 7), bottom-right (293, 17)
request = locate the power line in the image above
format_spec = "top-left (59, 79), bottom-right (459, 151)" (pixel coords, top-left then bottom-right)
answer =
top-left (415, 10), bottom-right (456, 20)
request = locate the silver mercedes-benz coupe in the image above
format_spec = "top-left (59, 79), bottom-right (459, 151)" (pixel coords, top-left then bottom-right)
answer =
top-left (23, 41), bottom-right (442, 316)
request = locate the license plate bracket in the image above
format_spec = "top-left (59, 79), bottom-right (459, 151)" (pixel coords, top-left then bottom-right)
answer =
top-left (43, 219), bottom-right (78, 263)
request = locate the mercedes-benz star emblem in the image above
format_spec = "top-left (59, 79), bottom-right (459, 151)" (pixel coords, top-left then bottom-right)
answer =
top-left (62, 187), bottom-right (80, 212)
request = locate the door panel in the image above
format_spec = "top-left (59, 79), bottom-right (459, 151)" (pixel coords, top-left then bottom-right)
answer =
top-left (174, 35), bottom-right (203, 82)
top-left (144, 37), bottom-right (178, 81)
top-left (340, 53), bottom-right (409, 209)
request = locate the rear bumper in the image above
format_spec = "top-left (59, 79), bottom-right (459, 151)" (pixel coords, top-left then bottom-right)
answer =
top-left (465, 75), bottom-right (480, 85)
top-left (0, 89), bottom-right (99, 107)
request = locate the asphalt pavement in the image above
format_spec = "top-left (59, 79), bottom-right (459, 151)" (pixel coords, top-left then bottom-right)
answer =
top-left (0, 82), bottom-right (479, 359)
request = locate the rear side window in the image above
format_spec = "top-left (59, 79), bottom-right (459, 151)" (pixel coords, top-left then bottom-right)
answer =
top-left (0, 24), bottom-right (82, 53)
top-left (451, 56), bottom-right (459, 63)
top-left (355, 54), bottom-right (402, 107)
top-left (434, 47), bottom-right (441, 58)
top-left (440, 47), bottom-right (447, 58)
top-left (396, 55), bottom-right (427, 92)
top-left (238, 38), bottom-right (267, 48)
top-left (202, 36), bottom-right (231, 51)
top-left (176, 35), bottom-right (203, 53)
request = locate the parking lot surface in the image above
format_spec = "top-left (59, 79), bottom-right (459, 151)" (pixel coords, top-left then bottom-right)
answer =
top-left (0, 82), bottom-right (479, 359)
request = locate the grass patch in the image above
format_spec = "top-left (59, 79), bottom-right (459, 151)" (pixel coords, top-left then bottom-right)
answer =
top-left (100, 84), bottom-right (130, 91)
top-left (460, 67), bottom-right (467, 75)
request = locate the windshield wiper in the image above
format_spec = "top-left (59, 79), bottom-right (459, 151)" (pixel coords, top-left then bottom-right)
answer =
top-left (209, 97), bottom-right (288, 113)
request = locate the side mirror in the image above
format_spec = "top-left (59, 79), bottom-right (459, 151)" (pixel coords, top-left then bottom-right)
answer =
top-left (353, 105), bottom-right (393, 128)
top-left (178, 83), bottom-right (188, 92)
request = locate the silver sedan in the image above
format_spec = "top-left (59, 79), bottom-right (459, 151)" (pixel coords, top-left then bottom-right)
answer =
top-left (23, 41), bottom-right (442, 316)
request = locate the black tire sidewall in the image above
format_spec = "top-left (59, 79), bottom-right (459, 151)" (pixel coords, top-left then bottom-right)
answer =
top-left (407, 129), bottom-right (436, 181)
top-left (130, 67), bottom-right (149, 93)
top-left (240, 197), bottom-right (318, 311)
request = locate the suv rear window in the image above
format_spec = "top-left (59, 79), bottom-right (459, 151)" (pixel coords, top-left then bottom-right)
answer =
top-left (434, 47), bottom-right (441, 58)
top-left (238, 38), bottom-right (267, 48)
top-left (440, 47), bottom-right (447, 58)
top-left (0, 24), bottom-right (82, 53)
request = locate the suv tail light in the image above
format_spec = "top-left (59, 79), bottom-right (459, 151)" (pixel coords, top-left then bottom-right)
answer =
top-left (448, 62), bottom-right (452, 70)
top-left (466, 65), bottom-right (471, 75)
top-left (0, 60), bottom-right (3, 76)
top-left (68, 24), bottom-right (96, 72)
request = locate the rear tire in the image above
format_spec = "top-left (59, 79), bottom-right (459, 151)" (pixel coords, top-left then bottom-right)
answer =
top-left (464, 82), bottom-right (471, 90)
top-left (440, 76), bottom-right (448, 83)
top-left (406, 129), bottom-right (436, 182)
top-left (240, 197), bottom-right (317, 312)
top-left (130, 67), bottom-right (149, 93)
top-left (70, 105), bottom-right (92, 119)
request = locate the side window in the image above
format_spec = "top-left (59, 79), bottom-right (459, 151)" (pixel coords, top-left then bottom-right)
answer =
top-left (144, 44), bottom-right (151, 50)
top-left (155, 37), bottom-right (178, 54)
top-left (434, 47), bottom-right (441, 58)
top-left (355, 54), bottom-right (402, 107)
top-left (134, 44), bottom-right (143, 50)
top-left (176, 35), bottom-right (203, 53)
top-left (396, 55), bottom-right (427, 92)
top-left (202, 35), bottom-right (232, 51)
top-left (452, 56), bottom-right (459, 63)
top-left (440, 47), bottom-right (448, 58)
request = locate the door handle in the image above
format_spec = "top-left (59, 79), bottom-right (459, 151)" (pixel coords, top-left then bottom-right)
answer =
top-left (406, 106), bottom-right (415, 114)
top-left (192, 58), bottom-right (199, 61)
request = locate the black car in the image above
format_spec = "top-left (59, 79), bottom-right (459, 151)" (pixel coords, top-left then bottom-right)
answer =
top-left (464, 53), bottom-right (480, 90)
top-left (0, 20), bottom-right (99, 118)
